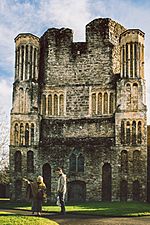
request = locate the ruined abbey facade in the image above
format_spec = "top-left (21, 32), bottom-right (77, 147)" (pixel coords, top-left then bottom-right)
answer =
top-left (10, 18), bottom-right (147, 202)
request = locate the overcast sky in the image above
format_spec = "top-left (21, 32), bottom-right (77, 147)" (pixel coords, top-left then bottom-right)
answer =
top-left (0, 0), bottom-right (150, 123)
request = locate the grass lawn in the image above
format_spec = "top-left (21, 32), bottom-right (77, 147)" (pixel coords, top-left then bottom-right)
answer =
top-left (1, 199), bottom-right (150, 217)
top-left (0, 214), bottom-right (58, 225)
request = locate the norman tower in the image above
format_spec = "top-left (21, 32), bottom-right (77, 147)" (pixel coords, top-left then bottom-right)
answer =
top-left (10, 18), bottom-right (147, 202)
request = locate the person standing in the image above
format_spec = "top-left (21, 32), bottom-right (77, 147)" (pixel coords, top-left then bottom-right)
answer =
top-left (23, 176), bottom-right (46, 216)
top-left (56, 167), bottom-right (67, 215)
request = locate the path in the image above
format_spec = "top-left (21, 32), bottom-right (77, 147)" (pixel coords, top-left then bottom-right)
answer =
top-left (1, 209), bottom-right (150, 225)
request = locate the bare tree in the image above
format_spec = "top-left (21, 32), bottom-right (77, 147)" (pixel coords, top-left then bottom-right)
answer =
top-left (0, 110), bottom-right (9, 168)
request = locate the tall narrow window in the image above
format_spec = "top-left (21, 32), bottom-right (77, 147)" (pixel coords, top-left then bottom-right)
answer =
top-left (137, 121), bottom-right (142, 144)
top-left (132, 83), bottom-right (138, 110)
top-left (20, 123), bottom-right (24, 146)
top-left (19, 88), bottom-right (24, 113)
top-left (130, 43), bottom-right (133, 77)
top-left (98, 93), bottom-right (102, 114)
top-left (27, 150), bottom-right (34, 173)
top-left (14, 123), bottom-right (19, 146)
top-left (133, 150), bottom-right (140, 174)
top-left (21, 46), bottom-right (24, 80)
top-left (104, 92), bottom-right (108, 114)
top-left (14, 151), bottom-right (22, 172)
top-left (126, 83), bottom-right (131, 109)
top-left (69, 153), bottom-right (76, 172)
top-left (48, 94), bottom-right (52, 115)
top-left (92, 93), bottom-right (96, 115)
top-left (25, 123), bottom-right (29, 146)
top-left (134, 43), bottom-right (137, 77)
top-left (121, 121), bottom-right (125, 144)
top-left (78, 154), bottom-right (84, 172)
top-left (121, 150), bottom-right (128, 173)
top-left (33, 48), bottom-right (36, 80)
top-left (59, 94), bottom-right (64, 116)
top-left (31, 123), bottom-right (34, 145)
top-left (42, 95), bottom-right (46, 115)
top-left (126, 43), bottom-right (128, 77)
top-left (54, 94), bottom-right (58, 116)
top-left (109, 93), bottom-right (114, 114)
top-left (30, 46), bottom-right (33, 78)
top-left (132, 121), bottom-right (136, 145)
top-left (126, 121), bottom-right (130, 144)
top-left (25, 45), bottom-right (28, 79)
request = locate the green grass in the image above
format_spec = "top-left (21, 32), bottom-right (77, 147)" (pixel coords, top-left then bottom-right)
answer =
top-left (0, 215), bottom-right (58, 225)
top-left (1, 199), bottom-right (150, 217)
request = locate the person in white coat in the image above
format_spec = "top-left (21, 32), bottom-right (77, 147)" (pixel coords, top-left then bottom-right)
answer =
top-left (56, 167), bottom-right (66, 214)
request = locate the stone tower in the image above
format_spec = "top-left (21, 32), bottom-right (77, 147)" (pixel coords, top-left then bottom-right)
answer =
top-left (9, 18), bottom-right (147, 202)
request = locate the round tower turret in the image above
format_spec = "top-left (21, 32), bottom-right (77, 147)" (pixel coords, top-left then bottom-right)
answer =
top-left (14, 33), bottom-right (39, 81)
top-left (120, 29), bottom-right (144, 79)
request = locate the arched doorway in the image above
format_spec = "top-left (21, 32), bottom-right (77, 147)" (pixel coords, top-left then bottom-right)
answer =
top-left (133, 180), bottom-right (140, 201)
top-left (42, 163), bottom-right (51, 197)
top-left (0, 184), bottom-right (6, 197)
top-left (120, 180), bottom-right (128, 201)
top-left (67, 180), bottom-right (86, 202)
top-left (102, 163), bottom-right (112, 201)
top-left (15, 179), bottom-right (22, 200)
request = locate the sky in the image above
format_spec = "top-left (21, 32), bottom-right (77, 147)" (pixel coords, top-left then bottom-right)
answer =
top-left (0, 0), bottom-right (150, 124)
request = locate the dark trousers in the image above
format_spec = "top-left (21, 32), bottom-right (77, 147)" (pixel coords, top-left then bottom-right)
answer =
top-left (58, 192), bottom-right (66, 213)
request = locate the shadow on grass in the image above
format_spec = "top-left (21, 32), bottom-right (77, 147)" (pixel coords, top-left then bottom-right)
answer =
top-left (1, 199), bottom-right (150, 217)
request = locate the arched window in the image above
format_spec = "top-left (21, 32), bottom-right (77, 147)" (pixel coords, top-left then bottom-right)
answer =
top-left (30, 46), bottom-right (33, 78)
top-left (132, 121), bottom-right (136, 145)
top-left (33, 48), bottom-right (36, 80)
top-left (25, 88), bottom-right (29, 113)
top-left (126, 83), bottom-right (131, 109)
top-left (19, 88), bottom-right (24, 113)
top-left (126, 121), bottom-right (130, 144)
top-left (121, 121), bottom-right (125, 144)
top-left (27, 150), bottom-right (34, 173)
top-left (59, 94), bottom-right (64, 116)
top-left (48, 94), bottom-right (52, 115)
top-left (121, 150), bottom-right (128, 173)
top-left (14, 151), bottom-right (22, 172)
top-left (98, 92), bottom-right (102, 115)
top-left (21, 46), bottom-right (24, 80)
top-left (25, 123), bottom-right (29, 146)
top-left (69, 153), bottom-right (76, 172)
top-left (133, 150), bottom-right (140, 174)
top-left (78, 154), bottom-right (84, 172)
top-left (104, 92), bottom-right (108, 114)
top-left (109, 93), bottom-right (114, 114)
top-left (137, 121), bottom-right (142, 144)
top-left (126, 43), bottom-right (128, 77)
top-left (42, 95), bottom-right (46, 115)
top-left (25, 45), bottom-right (28, 79)
top-left (31, 123), bottom-right (34, 145)
top-left (54, 94), bottom-right (58, 116)
top-left (20, 123), bottom-right (24, 146)
top-left (92, 93), bottom-right (96, 115)
top-left (14, 123), bottom-right (19, 146)
top-left (132, 83), bottom-right (138, 110)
